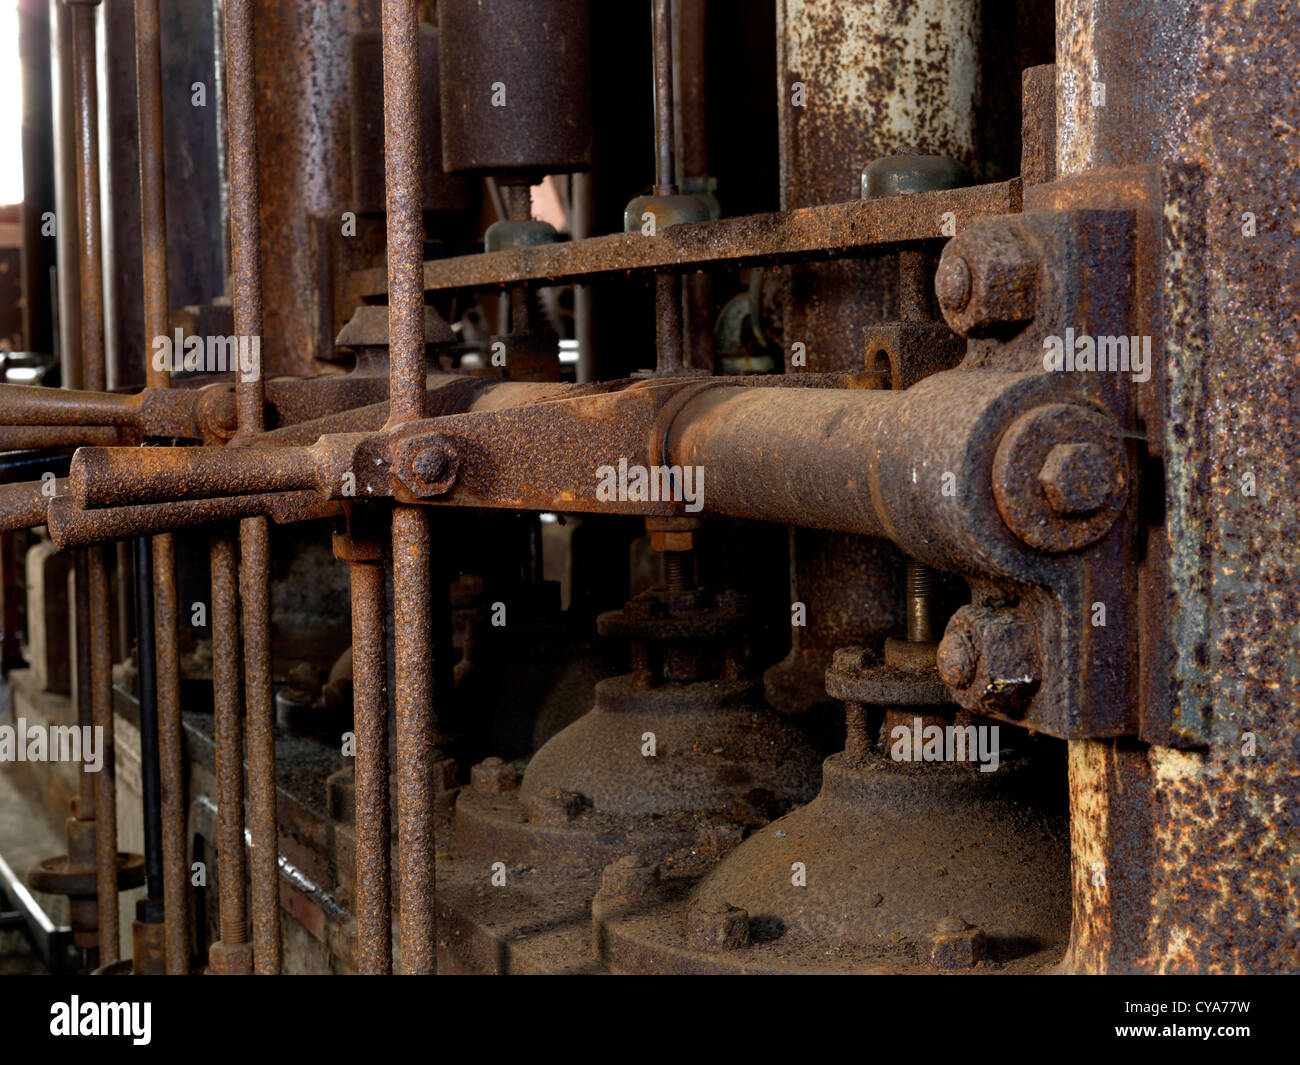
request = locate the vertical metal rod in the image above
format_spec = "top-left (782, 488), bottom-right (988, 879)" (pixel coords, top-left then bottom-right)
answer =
top-left (651, 0), bottom-right (676, 195)
top-left (239, 516), bottom-right (277, 972)
top-left (391, 504), bottom-right (435, 973)
top-left (72, 549), bottom-right (99, 971)
top-left (224, 0), bottom-right (279, 975)
top-left (655, 274), bottom-right (685, 374)
top-left (350, 554), bottom-right (391, 974)
top-left (71, 2), bottom-right (104, 393)
top-left (88, 545), bottom-right (117, 963)
top-left (382, 0), bottom-right (436, 974)
top-left (70, 0), bottom-right (118, 964)
top-left (381, 0), bottom-right (426, 426)
top-left (136, 0), bottom-right (189, 974)
top-left (133, 536), bottom-right (163, 903)
top-left (209, 532), bottom-right (249, 963)
top-left (135, 0), bottom-right (169, 391)
top-left (152, 530), bottom-right (190, 972)
top-left (905, 560), bottom-right (937, 644)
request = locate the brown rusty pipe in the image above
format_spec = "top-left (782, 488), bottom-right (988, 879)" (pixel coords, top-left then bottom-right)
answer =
top-left (69, 0), bottom-right (118, 966)
top-left (383, 0), bottom-right (436, 974)
top-left (47, 491), bottom-right (319, 550)
top-left (652, 0), bottom-right (676, 195)
top-left (346, 536), bottom-right (391, 974)
top-left (0, 384), bottom-right (137, 425)
top-left (0, 479), bottom-right (65, 533)
top-left (381, 0), bottom-right (425, 427)
top-left (224, 0), bottom-right (279, 975)
top-left (0, 426), bottom-right (120, 449)
top-left (71, 445), bottom-right (317, 506)
top-left (135, 0), bottom-right (187, 972)
top-left (209, 532), bottom-right (250, 973)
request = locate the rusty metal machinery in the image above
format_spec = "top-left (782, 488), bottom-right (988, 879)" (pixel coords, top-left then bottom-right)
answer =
top-left (0, 0), bottom-right (1294, 996)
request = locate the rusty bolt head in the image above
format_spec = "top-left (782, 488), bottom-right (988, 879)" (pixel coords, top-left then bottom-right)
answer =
top-left (936, 225), bottom-right (1038, 337)
top-left (992, 404), bottom-right (1128, 552)
top-left (938, 605), bottom-right (1040, 715)
top-left (523, 785), bottom-right (584, 825)
top-left (687, 901), bottom-right (751, 951)
top-left (597, 854), bottom-right (662, 905)
top-left (926, 916), bottom-right (985, 970)
top-left (392, 434), bottom-right (458, 498)
top-left (1038, 442), bottom-right (1115, 515)
top-left (470, 756), bottom-right (519, 795)
top-left (935, 629), bottom-right (977, 690)
top-left (934, 256), bottom-right (972, 312)
top-left (832, 645), bottom-right (871, 672)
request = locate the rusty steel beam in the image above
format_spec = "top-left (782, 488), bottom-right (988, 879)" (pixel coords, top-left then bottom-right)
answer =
top-left (349, 180), bottom-right (1020, 298)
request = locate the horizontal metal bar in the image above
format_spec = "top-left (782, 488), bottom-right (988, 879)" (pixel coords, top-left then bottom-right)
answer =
top-left (350, 179), bottom-right (1021, 297)
top-left (0, 842), bottom-right (75, 973)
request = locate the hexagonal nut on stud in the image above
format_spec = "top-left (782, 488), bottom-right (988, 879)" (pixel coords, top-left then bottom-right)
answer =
top-left (646, 515), bottom-right (701, 553)
top-left (392, 434), bottom-right (458, 498)
top-left (470, 756), bottom-right (519, 795)
top-left (1038, 442), bottom-right (1116, 516)
top-left (596, 854), bottom-right (662, 906)
top-left (926, 916), bottom-right (985, 970)
top-left (935, 224), bottom-right (1038, 338)
top-left (937, 605), bottom-right (1040, 714)
top-left (687, 901), bottom-right (751, 951)
top-left (522, 786), bottom-right (584, 825)
top-left (207, 940), bottom-right (254, 975)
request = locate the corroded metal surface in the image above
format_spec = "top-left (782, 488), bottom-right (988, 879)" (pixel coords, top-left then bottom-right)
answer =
top-left (350, 180), bottom-right (1020, 297)
top-left (437, 0), bottom-right (592, 178)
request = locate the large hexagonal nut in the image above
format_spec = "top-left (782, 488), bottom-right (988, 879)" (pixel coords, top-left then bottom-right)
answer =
top-left (937, 605), bottom-right (1040, 715)
top-left (596, 855), bottom-right (662, 906)
top-left (687, 901), bottom-right (751, 951)
top-left (935, 224), bottom-right (1038, 338)
top-left (392, 434), bottom-right (458, 498)
top-left (926, 916), bottom-right (986, 970)
top-left (208, 940), bottom-right (253, 975)
top-left (1038, 442), bottom-right (1116, 515)
top-left (522, 786), bottom-right (584, 825)
top-left (470, 756), bottom-right (518, 795)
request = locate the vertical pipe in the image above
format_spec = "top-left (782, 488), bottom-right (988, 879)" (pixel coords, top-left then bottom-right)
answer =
top-left (381, 0), bottom-right (425, 427)
top-left (209, 532), bottom-right (249, 964)
top-left (383, 0), bottom-right (436, 974)
top-left (651, 0), bottom-right (676, 195)
top-left (152, 530), bottom-right (189, 972)
top-left (71, 1), bottom-right (104, 393)
top-left (224, 0), bottom-right (279, 974)
top-left (87, 545), bottom-right (117, 963)
top-left (350, 554), bottom-right (391, 974)
top-left (133, 536), bottom-right (163, 903)
top-left (134, 0), bottom-right (188, 974)
top-left (70, 0), bottom-right (118, 964)
top-left (391, 504), bottom-right (435, 973)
